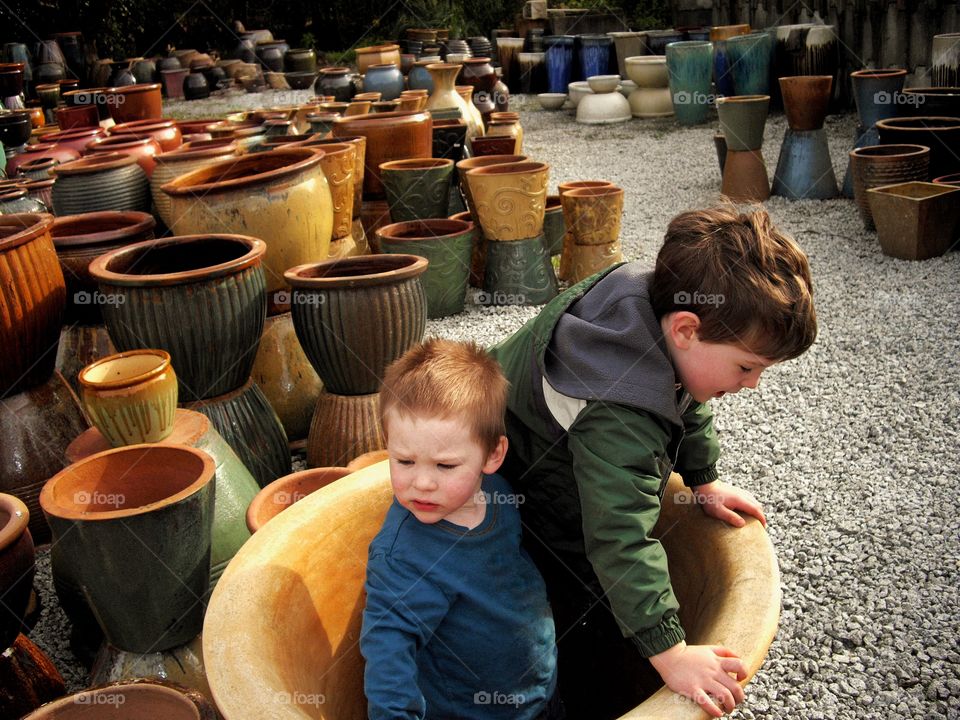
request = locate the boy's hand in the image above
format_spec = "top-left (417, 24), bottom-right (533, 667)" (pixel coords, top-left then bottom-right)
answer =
top-left (649, 641), bottom-right (748, 717)
top-left (693, 480), bottom-right (767, 528)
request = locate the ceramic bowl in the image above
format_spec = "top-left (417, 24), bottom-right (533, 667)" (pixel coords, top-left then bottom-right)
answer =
top-left (618, 79), bottom-right (638, 97)
top-left (587, 74), bottom-right (621, 93)
top-left (537, 92), bottom-right (566, 110)
top-left (577, 91), bottom-right (632, 125)
top-left (625, 55), bottom-right (668, 87)
top-left (567, 81), bottom-right (594, 107)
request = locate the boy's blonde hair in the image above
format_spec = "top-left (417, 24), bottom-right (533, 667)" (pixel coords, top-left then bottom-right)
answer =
top-left (650, 205), bottom-right (817, 361)
top-left (380, 339), bottom-right (508, 454)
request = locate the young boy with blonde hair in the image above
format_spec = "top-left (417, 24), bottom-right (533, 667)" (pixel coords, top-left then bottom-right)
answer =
top-left (361, 339), bottom-right (561, 720)
top-left (490, 205), bottom-right (817, 718)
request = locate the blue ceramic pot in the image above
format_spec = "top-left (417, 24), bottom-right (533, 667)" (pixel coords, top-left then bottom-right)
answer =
top-left (545, 36), bottom-right (574, 94)
top-left (665, 40), bottom-right (714, 125)
top-left (772, 128), bottom-right (839, 200)
top-left (726, 32), bottom-right (772, 96)
top-left (713, 40), bottom-right (735, 97)
top-left (407, 62), bottom-right (434, 93)
top-left (850, 69), bottom-right (907, 129)
top-left (363, 63), bottom-right (404, 101)
top-left (579, 35), bottom-right (612, 79)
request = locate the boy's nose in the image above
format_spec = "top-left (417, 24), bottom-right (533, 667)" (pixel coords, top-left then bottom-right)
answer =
top-left (741, 370), bottom-right (763, 389)
top-left (412, 473), bottom-right (437, 490)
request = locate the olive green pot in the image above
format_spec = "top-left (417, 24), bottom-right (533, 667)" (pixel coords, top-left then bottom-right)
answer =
top-left (380, 158), bottom-right (455, 223)
top-left (482, 234), bottom-right (558, 306)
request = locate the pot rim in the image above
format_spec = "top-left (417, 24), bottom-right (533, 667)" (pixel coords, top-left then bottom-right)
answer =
top-left (53, 152), bottom-right (139, 176)
top-left (379, 157), bottom-right (453, 171)
top-left (40, 443), bottom-right (215, 521)
top-left (367, 62), bottom-right (401, 71)
top-left (285, 253), bottom-right (429, 288)
top-left (104, 82), bottom-right (162, 95)
top-left (51, 211), bottom-right (156, 248)
top-left (86, 135), bottom-right (161, 151)
top-left (88, 233), bottom-right (267, 286)
top-left (356, 43), bottom-right (400, 54)
top-left (876, 115), bottom-right (960, 131)
top-left (778, 74), bottom-right (834, 85)
top-left (456, 154), bottom-right (528, 172)
top-left (850, 68), bottom-right (908, 79)
top-left (0, 493), bottom-right (29, 553)
top-left (558, 180), bottom-right (616, 193)
top-left (716, 94), bottom-right (770, 105)
top-left (246, 466), bottom-right (351, 533)
top-left (563, 185), bottom-right (624, 198)
top-left (933, 173), bottom-right (960, 184)
top-left (376, 218), bottom-right (473, 243)
top-left (466, 160), bottom-right (549, 177)
top-left (332, 109), bottom-right (431, 129)
top-left (78, 348), bottom-right (172, 391)
top-left (158, 142), bottom-right (237, 162)
top-left (0, 188), bottom-right (28, 202)
top-left (160, 147), bottom-right (324, 197)
top-left (849, 143), bottom-right (930, 160)
top-left (0, 212), bottom-right (54, 253)
top-left (901, 86), bottom-right (960, 96)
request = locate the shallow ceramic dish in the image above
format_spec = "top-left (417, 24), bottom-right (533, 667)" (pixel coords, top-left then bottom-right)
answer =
top-left (538, 92), bottom-right (567, 110)
top-left (587, 74), bottom-right (621, 93)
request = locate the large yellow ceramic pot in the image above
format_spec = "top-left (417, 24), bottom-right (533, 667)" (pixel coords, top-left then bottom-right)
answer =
top-left (465, 160), bottom-right (549, 241)
top-left (203, 469), bottom-right (780, 719)
top-left (150, 140), bottom-right (238, 227)
top-left (161, 148), bottom-right (333, 312)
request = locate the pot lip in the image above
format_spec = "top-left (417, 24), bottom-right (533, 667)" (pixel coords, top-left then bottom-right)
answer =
top-left (563, 185), bottom-right (624, 198)
top-left (865, 180), bottom-right (960, 199)
top-left (778, 74), bottom-right (834, 85)
top-left (19, 156), bottom-right (59, 169)
top-left (466, 160), bottom-right (549, 177)
top-left (160, 147), bottom-right (323, 197)
top-left (51, 210), bottom-right (156, 248)
top-left (367, 62), bottom-right (401, 71)
top-left (625, 55), bottom-right (666, 65)
top-left (849, 143), bottom-right (930, 159)
top-left (110, 118), bottom-right (178, 133)
top-left (666, 40), bottom-right (713, 49)
top-left (716, 94), bottom-right (770, 104)
top-left (40, 443), bottom-right (215, 521)
top-left (88, 233), bottom-right (267, 286)
top-left (158, 142), bottom-right (237, 162)
top-left (285, 253), bottom-right (429, 288)
top-left (53, 152), bottom-right (139, 176)
top-left (558, 180), bottom-right (616, 193)
top-left (0, 212), bottom-right (54, 253)
top-left (86, 135), bottom-right (160, 151)
top-left (875, 115), bottom-right (960, 131)
top-left (247, 466), bottom-right (351, 532)
top-left (933, 172), bottom-right (960, 184)
top-left (0, 188), bottom-right (28, 201)
top-left (78, 348), bottom-right (171, 391)
top-left (850, 68), bottom-right (908, 79)
top-left (104, 81), bottom-right (161, 95)
top-left (456, 154), bottom-right (528, 171)
top-left (332, 109), bottom-right (431, 129)
top-left (356, 43), bottom-right (400, 53)
top-left (379, 157), bottom-right (453, 171)
top-left (901, 86), bottom-right (960, 96)
top-left (376, 218), bottom-right (473, 242)
top-left (0, 493), bottom-right (29, 552)
top-left (310, 142), bottom-right (353, 157)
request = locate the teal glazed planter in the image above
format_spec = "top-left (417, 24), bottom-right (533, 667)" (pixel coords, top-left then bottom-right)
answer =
top-left (725, 32), bottom-right (772, 96)
top-left (40, 444), bottom-right (215, 653)
top-left (665, 40), bottom-right (714, 125)
top-left (363, 63), bottom-right (404, 101)
top-left (88, 234), bottom-right (267, 402)
top-left (380, 157), bottom-right (455, 222)
top-left (482, 235), bottom-right (558, 306)
top-left (851, 69), bottom-right (907, 130)
top-left (543, 195), bottom-right (565, 255)
top-left (377, 219), bottom-right (473, 318)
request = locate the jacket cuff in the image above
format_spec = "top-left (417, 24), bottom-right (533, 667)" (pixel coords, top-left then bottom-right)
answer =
top-left (680, 464), bottom-right (719, 487)
top-left (630, 614), bottom-right (686, 657)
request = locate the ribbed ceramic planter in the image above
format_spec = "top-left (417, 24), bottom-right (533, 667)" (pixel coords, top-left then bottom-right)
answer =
top-left (22, 681), bottom-right (216, 719)
top-left (380, 157), bottom-right (455, 223)
top-left (483, 235), bottom-right (558, 306)
top-left (41, 444), bottom-right (215, 653)
top-left (0, 493), bottom-right (34, 651)
top-left (465, 161), bottom-right (549, 241)
top-left (150, 142), bottom-right (238, 227)
top-left (246, 467), bottom-right (351, 532)
top-left (51, 211), bottom-right (156, 325)
top-left (877, 116), bottom-right (960, 180)
top-left (285, 255), bottom-right (428, 395)
top-left (78, 349), bottom-right (177, 448)
top-left (867, 182), bottom-right (960, 260)
top-left (850, 144), bottom-right (930, 230)
top-left (0, 213), bottom-right (65, 397)
top-left (307, 390), bottom-right (386, 468)
top-left (52, 153), bottom-right (150, 215)
top-left (0, 189), bottom-right (46, 214)
top-left (377, 218), bottom-right (473, 318)
top-left (665, 40), bottom-right (714, 125)
top-left (83, 134), bottom-right (162, 177)
top-left (250, 311), bottom-right (323, 443)
top-left (625, 56), bottom-right (673, 118)
top-left (561, 185), bottom-right (624, 246)
top-left (851, 69), bottom-right (907, 129)
top-left (932, 33), bottom-right (960, 87)
top-left (88, 234), bottom-right (267, 401)
top-left (543, 195), bottom-right (565, 255)
top-left (566, 238), bottom-right (623, 284)
top-left (726, 32), bottom-right (771, 95)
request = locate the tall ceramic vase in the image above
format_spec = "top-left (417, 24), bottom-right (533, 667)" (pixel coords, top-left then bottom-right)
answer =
top-left (932, 33), bottom-right (960, 87)
top-left (725, 32), bottom-right (772, 96)
top-left (717, 95), bottom-right (770, 202)
top-left (772, 24), bottom-right (838, 108)
top-left (665, 41), bottom-right (714, 125)
top-left (772, 76), bottom-right (839, 200)
top-left (710, 24), bottom-right (751, 97)
top-left (544, 35), bottom-right (575, 93)
top-left (842, 69), bottom-right (907, 197)
top-left (426, 63), bottom-right (484, 142)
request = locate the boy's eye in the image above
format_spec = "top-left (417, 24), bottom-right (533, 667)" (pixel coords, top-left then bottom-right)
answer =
top-left (739, 365), bottom-right (751, 373)
top-left (437, 463), bottom-right (458, 470)
top-left (395, 459), bottom-right (413, 466)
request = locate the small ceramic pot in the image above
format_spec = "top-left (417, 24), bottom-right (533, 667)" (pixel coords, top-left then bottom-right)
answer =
top-left (482, 234), bottom-right (558, 305)
top-left (716, 94), bottom-right (769, 151)
top-left (465, 160), bottom-right (549, 241)
top-left (561, 185), bottom-right (624, 246)
top-left (246, 467), bottom-right (351, 533)
top-left (380, 157), bottom-right (455, 223)
top-left (363, 63), bottom-right (404, 101)
top-left (104, 83), bottom-right (162, 123)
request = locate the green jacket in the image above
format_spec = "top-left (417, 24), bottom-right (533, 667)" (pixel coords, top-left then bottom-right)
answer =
top-left (489, 264), bottom-right (720, 657)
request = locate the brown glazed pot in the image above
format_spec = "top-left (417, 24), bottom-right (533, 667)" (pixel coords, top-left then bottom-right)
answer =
top-left (0, 213), bottom-right (66, 397)
top-left (849, 144), bottom-right (931, 230)
top-left (307, 391), bottom-right (386, 468)
top-left (104, 82), bottom-right (163, 123)
top-left (0, 634), bottom-right (66, 718)
top-left (22, 680), bottom-right (217, 719)
top-left (246, 467), bottom-right (351, 532)
top-left (4, 142), bottom-right (81, 177)
top-left (779, 75), bottom-right (833, 131)
top-left (83, 134), bottom-right (163, 177)
top-left (109, 118), bottom-right (183, 152)
top-left (36, 127), bottom-right (106, 156)
top-left (0, 493), bottom-right (34, 651)
top-left (721, 149), bottom-right (770, 203)
top-left (314, 142), bottom-right (357, 241)
top-left (561, 185), bottom-right (625, 245)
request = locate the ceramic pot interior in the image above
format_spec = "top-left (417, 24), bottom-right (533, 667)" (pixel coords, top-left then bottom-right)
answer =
top-left (294, 254), bottom-right (422, 280)
top-left (379, 219), bottom-right (470, 240)
top-left (101, 237), bottom-right (251, 275)
top-left (80, 352), bottom-right (167, 386)
top-left (175, 150), bottom-right (316, 185)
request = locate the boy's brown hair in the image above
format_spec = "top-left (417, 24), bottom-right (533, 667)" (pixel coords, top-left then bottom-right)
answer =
top-left (380, 339), bottom-right (508, 454)
top-left (650, 205), bottom-right (817, 361)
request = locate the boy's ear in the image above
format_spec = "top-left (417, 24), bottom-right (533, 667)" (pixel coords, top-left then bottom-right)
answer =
top-left (666, 311), bottom-right (701, 349)
top-left (482, 435), bottom-right (509, 474)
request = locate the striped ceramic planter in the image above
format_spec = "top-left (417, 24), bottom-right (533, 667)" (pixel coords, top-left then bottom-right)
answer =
top-left (849, 144), bottom-right (931, 231)
top-left (51, 153), bottom-right (150, 216)
top-left (307, 390), bottom-right (385, 468)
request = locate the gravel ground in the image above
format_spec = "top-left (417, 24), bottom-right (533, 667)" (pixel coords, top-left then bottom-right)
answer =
top-left (28, 91), bottom-right (960, 719)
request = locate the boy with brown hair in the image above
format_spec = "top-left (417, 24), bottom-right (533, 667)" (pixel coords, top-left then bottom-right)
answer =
top-left (361, 339), bottom-right (561, 720)
top-left (490, 205), bottom-right (817, 718)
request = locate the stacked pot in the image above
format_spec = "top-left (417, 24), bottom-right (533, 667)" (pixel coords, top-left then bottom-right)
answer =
top-left (716, 95), bottom-right (771, 202)
top-left (559, 181), bottom-right (625, 284)
top-left (772, 76), bottom-right (839, 200)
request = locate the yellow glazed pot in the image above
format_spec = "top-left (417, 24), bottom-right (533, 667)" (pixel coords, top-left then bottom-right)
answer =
top-left (314, 142), bottom-right (356, 241)
top-left (78, 348), bottom-right (178, 447)
top-left (150, 141), bottom-right (238, 227)
top-left (465, 160), bottom-right (549, 240)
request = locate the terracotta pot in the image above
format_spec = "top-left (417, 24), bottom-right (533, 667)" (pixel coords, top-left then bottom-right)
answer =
top-left (332, 110), bottom-right (432, 199)
top-left (150, 142), bottom-right (238, 228)
top-left (0, 634), bottom-right (66, 718)
top-left (105, 83), bottom-right (162, 123)
top-left (307, 390), bottom-right (386, 468)
top-left (779, 75), bottom-right (833, 131)
top-left (22, 680), bottom-right (216, 719)
top-left (4, 142), bottom-right (80, 176)
top-left (561, 185), bottom-right (624, 246)
top-left (160, 148), bottom-right (333, 312)
top-left (465, 160), bottom-right (549, 241)
top-left (345, 449), bottom-right (390, 473)
top-left (160, 68), bottom-right (189, 99)
top-left (109, 118), bottom-right (182, 152)
top-left (246, 467), bottom-right (350, 533)
top-left (83, 134), bottom-right (163, 177)
top-left (51, 153), bottom-right (150, 215)
top-left (380, 157), bottom-right (455, 223)
top-left (867, 181), bottom-right (960, 260)
top-left (355, 44), bottom-right (401, 75)
top-left (376, 218), bottom-right (473, 318)
top-left (39, 126), bottom-right (106, 156)
top-left (0, 493), bottom-right (34, 651)
top-left (849, 144), bottom-right (931, 230)
top-left (315, 142), bottom-right (356, 241)
top-left (78, 349), bottom-right (177, 448)
top-left (41, 444), bottom-right (215, 652)
top-left (51, 211), bottom-right (156, 325)
top-left (55, 104), bottom-right (99, 130)
top-left (876, 116), bottom-right (960, 180)
top-left (285, 255), bottom-right (428, 395)
top-left (88, 234), bottom-right (267, 402)
top-left (0, 213), bottom-right (65, 396)
top-left (721, 149), bottom-right (770, 203)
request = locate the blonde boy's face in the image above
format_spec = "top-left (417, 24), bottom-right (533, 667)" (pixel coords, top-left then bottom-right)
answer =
top-left (383, 410), bottom-right (506, 528)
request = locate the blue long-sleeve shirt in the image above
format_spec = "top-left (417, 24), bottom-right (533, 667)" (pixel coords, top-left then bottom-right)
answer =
top-left (361, 473), bottom-right (557, 720)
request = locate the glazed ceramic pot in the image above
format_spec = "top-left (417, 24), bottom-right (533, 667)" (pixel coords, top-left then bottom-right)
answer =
top-left (468, 134), bottom-right (516, 156)
top-left (314, 142), bottom-right (357, 241)
top-left (899, 87), bottom-right (960, 118)
top-left (55, 104), bottom-right (100, 130)
top-left (849, 144), bottom-right (930, 230)
top-left (150, 141), bottom-right (238, 227)
top-left (625, 56), bottom-right (673, 118)
top-left (577, 76), bottom-right (631, 124)
top-left (0, 493), bottom-right (34, 651)
top-left (363, 63), bottom-right (403, 101)
top-left (246, 467), bottom-right (351, 532)
top-left (78, 349), bottom-right (178, 448)
top-left (486, 111), bottom-right (524, 152)
top-left (307, 390), bottom-right (386, 468)
top-left (932, 33), bottom-right (960, 87)
top-left (356, 44), bottom-right (401, 75)
top-left (780, 75), bottom-right (832, 131)
top-left (665, 40), bottom-right (713, 125)
top-left (161, 148), bottom-right (333, 310)
top-left (876, 116), bottom-right (960, 180)
top-left (56, 325), bottom-right (115, 398)
top-left (250, 311), bottom-right (323, 442)
top-left (0, 634), bottom-right (65, 719)
top-left (15, 157), bottom-right (58, 181)
top-left (161, 68), bottom-right (190, 99)
top-left (285, 48), bottom-right (317, 73)
top-left (933, 173), bottom-right (960, 186)
top-left (110, 118), bottom-right (183, 152)
top-left (867, 182), bottom-right (960, 260)
top-left (0, 110), bottom-right (31, 150)
top-left (455, 154), bottom-right (527, 227)
top-left (0, 188), bottom-right (46, 214)
top-left (83, 134), bottom-right (163, 177)
top-left (89, 234), bottom-right (266, 402)
top-left (22, 680), bottom-right (217, 719)
top-left (302, 135), bottom-right (366, 218)
top-left (561, 185), bottom-right (624, 248)
top-left (579, 35), bottom-right (613, 79)
top-left (41, 444), bottom-right (215, 652)
top-left (285, 255), bottom-right (428, 395)
top-left (725, 32), bottom-right (772, 95)
top-left (376, 218), bottom-right (473, 318)
top-left (496, 37), bottom-right (523, 89)
top-left (557, 180), bottom-right (615, 280)
top-left (449, 211), bottom-right (484, 285)
top-left (851, 69), bottom-right (907, 129)
top-left (432, 118), bottom-right (468, 161)
top-left (52, 211), bottom-right (156, 325)
top-left (20, 178), bottom-right (55, 212)
top-left (40, 126), bottom-right (106, 155)
top-left (716, 94), bottom-right (769, 151)
top-left (465, 161), bottom-right (549, 241)
top-left (183, 72), bottom-right (210, 100)
top-left (426, 63), bottom-right (484, 142)
top-left (380, 157), bottom-right (455, 223)
top-left (542, 195), bottom-right (565, 255)
top-left (104, 83), bottom-right (162, 123)
top-left (544, 36), bottom-right (575, 93)
top-left (517, 52), bottom-right (547, 94)
top-left (458, 57), bottom-right (498, 109)
top-left (772, 126), bottom-right (839, 200)
top-left (773, 24), bottom-right (838, 81)
top-left (52, 153), bottom-right (151, 215)
top-left (407, 61), bottom-right (435, 93)
top-left (332, 110), bottom-right (432, 199)
top-left (482, 234), bottom-right (558, 305)
top-left (0, 213), bottom-right (65, 396)
top-left (566, 239), bottom-right (623, 284)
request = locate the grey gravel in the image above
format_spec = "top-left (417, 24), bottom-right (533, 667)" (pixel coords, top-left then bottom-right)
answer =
top-left (29, 92), bottom-right (960, 719)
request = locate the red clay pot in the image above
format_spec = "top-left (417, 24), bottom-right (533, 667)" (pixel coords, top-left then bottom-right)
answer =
top-left (104, 83), bottom-right (163, 123)
top-left (109, 119), bottom-right (183, 152)
top-left (246, 467), bottom-right (351, 532)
